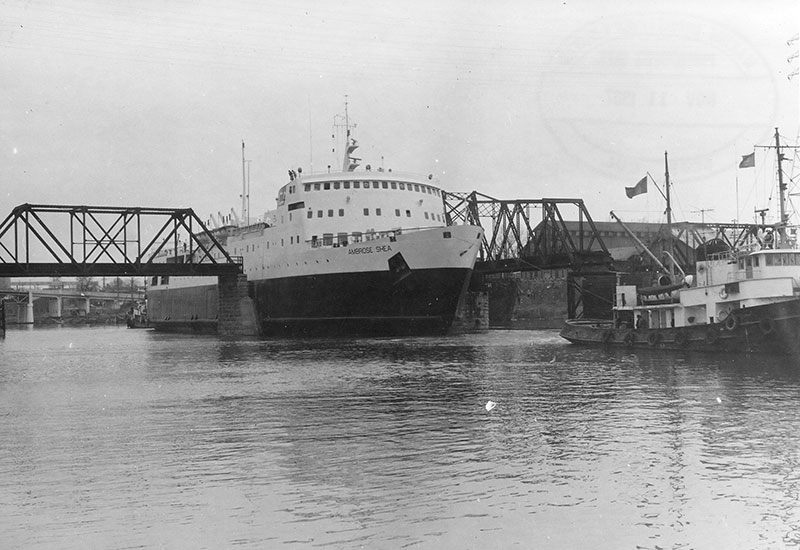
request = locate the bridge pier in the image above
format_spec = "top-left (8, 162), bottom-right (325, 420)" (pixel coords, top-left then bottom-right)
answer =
top-left (24, 290), bottom-right (34, 324)
top-left (451, 289), bottom-right (490, 332)
top-left (217, 274), bottom-right (259, 336)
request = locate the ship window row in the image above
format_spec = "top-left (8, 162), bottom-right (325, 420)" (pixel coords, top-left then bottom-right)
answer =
top-left (304, 181), bottom-right (440, 196)
top-left (310, 230), bottom-right (401, 248)
top-left (753, 253), bottom-right (799, 267)
top-left (306, 208), bottom-right (443, 222)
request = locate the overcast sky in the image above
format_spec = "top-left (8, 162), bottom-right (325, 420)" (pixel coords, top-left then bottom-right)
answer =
top-left (2, 0), bottom-right (798, 229)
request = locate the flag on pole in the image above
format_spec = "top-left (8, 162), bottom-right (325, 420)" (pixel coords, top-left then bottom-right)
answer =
top-left (625, 176), bottom-right (648, 198)
top-left (738, 152), bottom-right (755, 168)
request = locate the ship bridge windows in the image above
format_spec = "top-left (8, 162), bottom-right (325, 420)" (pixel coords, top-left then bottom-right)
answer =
top-left (364, 208), bottom-right (369, 216)
top-left (339, 208), bottom-right (344, 216)
top-left (288, 201), bottom-right (304, 211)
top-left (328, 209), bottom-right (334, 217)
top-left (395, 209), bottom-right (401, 217)
top-left (307, 210), bottom-right (313, 219)
top-left (376, 208), bottom-right (382, 216)
top-left (334, 182), bottom-right (340, 190)
top-left (317, 210), bottom-right (323, 218)
top-left (373, 181), bottom-right (380, 189)
top-left (391, 182), bottom-right (397, 189)
top-left (314, 183), bottom-right (321, 191)
top-left (354, 181), bottom-right (361, 188)
top-left (765, 253), bottom-right (799, 266)
top-left (399, 183), bottom-right (405, 190)
top-left (344, 181), bottom-right (350, 189)
top-left (323, 233), bottom-right (333, 246)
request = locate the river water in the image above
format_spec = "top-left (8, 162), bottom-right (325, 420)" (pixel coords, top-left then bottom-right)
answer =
top-left (1, 326), bottom-right (799, 549)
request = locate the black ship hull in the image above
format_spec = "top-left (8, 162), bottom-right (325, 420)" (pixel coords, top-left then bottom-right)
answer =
top-left (149, 266), bottom-right (472, 336)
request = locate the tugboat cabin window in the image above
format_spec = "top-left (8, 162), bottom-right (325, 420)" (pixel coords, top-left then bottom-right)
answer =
top-left (343, 181), bottom-right (350, 189)
top-left (354, 181), bottom-right (360, 188)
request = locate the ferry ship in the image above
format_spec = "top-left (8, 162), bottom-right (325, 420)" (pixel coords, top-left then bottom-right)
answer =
top-left (147, 110), bottom-right (484, 336)
top-left (560, 129), bottom-right (800, 355)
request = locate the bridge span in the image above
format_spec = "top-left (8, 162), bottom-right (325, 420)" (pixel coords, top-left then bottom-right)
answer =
top-left (0, 203), bottom-right (242, 277)
top-left (0, 204), bottom-right (249, 335)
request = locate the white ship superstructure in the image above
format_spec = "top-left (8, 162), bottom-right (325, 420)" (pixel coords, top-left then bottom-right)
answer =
top-left (147, 107), bottom-right (483, 335)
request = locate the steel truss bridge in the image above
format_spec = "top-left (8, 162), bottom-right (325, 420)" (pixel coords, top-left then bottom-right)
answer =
top-left (442, 191), bottom-right (613, 274)
top-left (0, 204), bottom-right (242, 277)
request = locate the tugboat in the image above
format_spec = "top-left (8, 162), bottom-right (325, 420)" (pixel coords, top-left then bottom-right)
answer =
top-left (561, 129), bottom-right (800, 354)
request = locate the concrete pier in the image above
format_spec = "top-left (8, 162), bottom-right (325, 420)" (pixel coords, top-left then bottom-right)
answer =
top-left (452, 290), bottom-right (490, 332)
top-left (217, 274), bottom-right (259, 336)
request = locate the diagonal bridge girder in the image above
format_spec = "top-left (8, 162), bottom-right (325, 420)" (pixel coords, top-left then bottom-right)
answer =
top-left (442, 191), bottom-right (612, 273)
top-left (0, 204), bottom-right (242, 277)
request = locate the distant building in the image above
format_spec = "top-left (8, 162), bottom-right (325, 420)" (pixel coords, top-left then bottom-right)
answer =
top-left (558, 220), bottom-right (695, 268)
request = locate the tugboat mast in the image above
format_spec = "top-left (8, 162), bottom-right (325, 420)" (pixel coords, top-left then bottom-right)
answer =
top-left (664, 151), bottom-right (674, 280)
top-left (775, 127), bottom-right (788, 246)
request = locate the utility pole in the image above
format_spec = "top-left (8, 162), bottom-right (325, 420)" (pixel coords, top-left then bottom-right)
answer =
top-left (691, 208), bottom-right (714, 226)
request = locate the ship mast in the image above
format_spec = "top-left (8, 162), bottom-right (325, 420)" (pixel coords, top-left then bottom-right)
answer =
top-left (241, 140), bottom-right (248, 226)
top-left (775, 127), bottom-right (788, 246)
top-left (664, 151), bottom-right (674, 279)
top-left (334, 97), bottom-right (360, 172)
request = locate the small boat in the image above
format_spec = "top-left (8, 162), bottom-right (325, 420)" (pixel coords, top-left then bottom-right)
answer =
top-left (561, 129), bottom-right (800, 355)
top-left (125, 300), bottom-right (150, 329)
